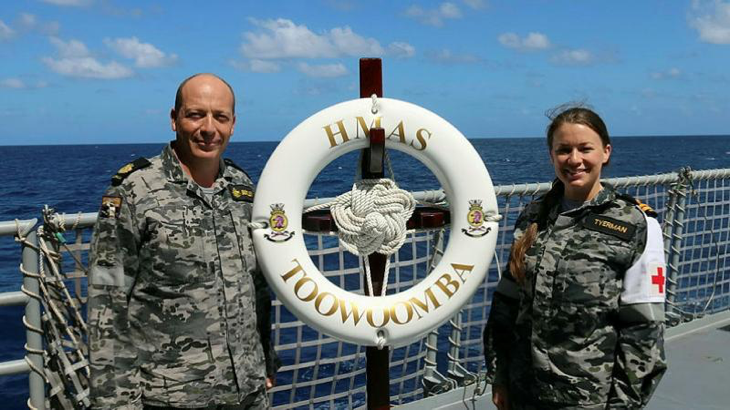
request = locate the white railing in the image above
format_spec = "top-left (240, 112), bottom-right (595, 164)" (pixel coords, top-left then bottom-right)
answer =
top-left (1, 167), bottom-right (729, 409)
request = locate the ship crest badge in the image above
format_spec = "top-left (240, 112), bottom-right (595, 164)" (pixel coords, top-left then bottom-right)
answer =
top-left (265, 203), bottom-right (295, 242)
top-left (462, 199), bottom-right (491, 238)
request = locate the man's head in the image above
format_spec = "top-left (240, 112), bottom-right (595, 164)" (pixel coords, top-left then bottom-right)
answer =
top-left (170, 73), bottom-right (236, 163)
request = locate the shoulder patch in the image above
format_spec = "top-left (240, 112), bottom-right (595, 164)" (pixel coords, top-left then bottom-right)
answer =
top-left (617, 192), bottom-right (658, 217)
top-left (582, 214), bottom-right (636, 241)
top-left (100, 195), bottom-right (122, 218)
top-left (224, 158), bottom-right (252, 180)
top-left (111, 157), bottom-right (151, 186)
top-left (229, 184), bottom-right (254, 202)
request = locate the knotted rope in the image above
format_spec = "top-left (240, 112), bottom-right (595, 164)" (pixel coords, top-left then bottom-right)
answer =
top-left (313, 178), bottom-right (416, 296)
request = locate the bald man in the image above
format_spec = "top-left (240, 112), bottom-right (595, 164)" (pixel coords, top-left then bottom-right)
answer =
top-left (88, 73), bottom-right (279, 409)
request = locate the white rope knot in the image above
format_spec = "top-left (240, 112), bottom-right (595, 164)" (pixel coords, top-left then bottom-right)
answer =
top-left (330, 178), bottom-right (415, 257)
top-left (330, 178), bottom-right (416, 297)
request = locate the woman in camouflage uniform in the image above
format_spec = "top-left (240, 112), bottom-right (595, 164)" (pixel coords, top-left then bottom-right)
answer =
top-left (483, 107), bottom-right (667, 409)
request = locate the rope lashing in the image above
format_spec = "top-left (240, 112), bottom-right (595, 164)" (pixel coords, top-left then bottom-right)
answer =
top-left (329, 178), bottom-right (416, 296)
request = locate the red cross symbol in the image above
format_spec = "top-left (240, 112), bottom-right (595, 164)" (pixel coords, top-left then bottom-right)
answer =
top-left (652, 266), bottom-right (665, 293)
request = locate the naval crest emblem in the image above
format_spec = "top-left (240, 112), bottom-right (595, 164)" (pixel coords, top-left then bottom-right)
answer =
top-left (462, 199), bottom-right (490, 238)
top-left (265, 203), bottom-right (295, 242)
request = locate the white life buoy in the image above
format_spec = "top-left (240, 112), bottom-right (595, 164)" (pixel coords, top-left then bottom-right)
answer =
top-left (252, 98), bottom-right (498, 347)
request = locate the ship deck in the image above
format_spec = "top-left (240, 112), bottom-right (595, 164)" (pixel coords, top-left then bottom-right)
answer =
top-left (647, 310), bottom-right (730, 410)
top-left (395, 310), bottom-right (730, 410)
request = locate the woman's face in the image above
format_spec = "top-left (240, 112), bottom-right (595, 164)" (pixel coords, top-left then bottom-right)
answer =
top-left (549, 122), bottom-right (612, 201)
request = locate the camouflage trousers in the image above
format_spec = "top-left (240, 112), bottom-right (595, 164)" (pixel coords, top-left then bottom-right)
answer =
top-left (509, 399), bottom-right (606, 410)
top-left (143, 388), bottom-right (269, 410)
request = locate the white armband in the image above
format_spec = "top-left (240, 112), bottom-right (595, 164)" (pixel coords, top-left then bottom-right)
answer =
top-left (621, 215), bottom-right (666, 304)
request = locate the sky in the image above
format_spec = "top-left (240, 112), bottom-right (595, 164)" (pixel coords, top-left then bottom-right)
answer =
top-left (0, 0), bottom-right (729, 145)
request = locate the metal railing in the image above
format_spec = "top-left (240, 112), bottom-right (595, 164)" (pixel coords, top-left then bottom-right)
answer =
top-left (1, 167), bottom-right (729, 409)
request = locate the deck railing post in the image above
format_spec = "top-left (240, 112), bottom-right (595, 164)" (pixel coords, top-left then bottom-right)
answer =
top-left (666, 168), bottom-right (691, 319)
top-left (22, 229), bottom-right (46, 409)
top-left (446, 311), bottom-right (465, 383)
top-left (662, 175), bottom-right (679, 320)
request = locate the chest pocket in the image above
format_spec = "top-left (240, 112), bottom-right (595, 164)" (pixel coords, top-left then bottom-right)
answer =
top-left (551, 231), bottom-right (628, 306)
top-left (230, 202), bottom-right (257, 274)
top-left (148, 204), bottom-right (212, 285)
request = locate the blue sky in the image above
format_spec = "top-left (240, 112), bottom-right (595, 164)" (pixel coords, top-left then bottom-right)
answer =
top-left (1, 0), bottom-right (729, 145)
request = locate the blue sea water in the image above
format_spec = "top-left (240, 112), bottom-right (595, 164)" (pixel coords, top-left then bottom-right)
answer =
top-left (1, 135), bottom-right (729, 407)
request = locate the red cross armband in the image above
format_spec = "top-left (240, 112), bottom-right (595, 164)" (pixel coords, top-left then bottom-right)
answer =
top-left (621, 215), bottom-right (667, 305)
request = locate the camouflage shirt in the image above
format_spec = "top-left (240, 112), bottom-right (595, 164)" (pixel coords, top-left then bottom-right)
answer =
top-left (484, 182), bottom-right (667, 409)
top-left (88, 143), bottom-right (280, 409)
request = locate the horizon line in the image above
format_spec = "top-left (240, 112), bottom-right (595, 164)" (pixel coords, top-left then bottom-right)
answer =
top-left (1, 133), bottom-right (729, 148)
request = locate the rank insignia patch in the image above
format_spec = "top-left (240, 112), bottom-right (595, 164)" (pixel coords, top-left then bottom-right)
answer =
top-left (111, 158), bottom-right (151, 186)
top-left (637, 200), bottom-right (658, 217)
top-left (462, 199), bottom-right (491, 238)
top-left (230, 185), bottom-right (254, 202)
top-left (265, 203), bottom-right (295, 242)
top-left (100, 196), bottom-right (122, 219)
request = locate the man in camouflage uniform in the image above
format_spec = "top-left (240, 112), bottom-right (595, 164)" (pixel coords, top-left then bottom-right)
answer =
top-left (483, 181), bottom-right (667, 409)
top-left (88, 73), bottom-right (279, 409)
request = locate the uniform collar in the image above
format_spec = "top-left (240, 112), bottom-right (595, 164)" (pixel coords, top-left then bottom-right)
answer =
top-left (161, 142), bottom-right (236, 208)
top-left (162, 142), bottom-right (233, 186)
top-left (548, 180), bottom-right (617, 217)
top-left (161, 143), bottom-right (187, 183)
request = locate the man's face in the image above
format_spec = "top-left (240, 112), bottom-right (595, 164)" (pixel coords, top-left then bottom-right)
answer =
top-left (171, 75), bottom-right (236, 162)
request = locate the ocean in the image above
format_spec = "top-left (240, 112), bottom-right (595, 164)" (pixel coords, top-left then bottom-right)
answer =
top-left (1, 135), bottom-right (729, 407)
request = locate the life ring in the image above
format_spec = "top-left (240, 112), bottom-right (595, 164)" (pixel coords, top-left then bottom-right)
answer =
top-left (252, 98), bottom-right (498, 347)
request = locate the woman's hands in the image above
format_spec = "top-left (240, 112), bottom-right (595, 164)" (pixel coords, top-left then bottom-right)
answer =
top-left (492, 384), bottom-right (510, 410)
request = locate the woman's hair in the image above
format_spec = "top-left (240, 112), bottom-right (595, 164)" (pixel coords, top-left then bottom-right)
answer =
top-left (508, 186), bottom-right (561, 285)
top-left (545, 104), bottom-right (611, 153)
top-left (510, 104), bottom-right (610, 285)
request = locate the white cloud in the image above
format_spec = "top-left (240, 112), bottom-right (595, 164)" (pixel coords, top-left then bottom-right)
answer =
top-left (651, 67), bottom-right (682, 80)
top-left (44, 37), bottom-right (133, 79)
top-left (241, 18), bottom-right (389, 59)
top-left (17, 13), bottom-right (60, 36)
top-left (242, 19), bottom-right (333, 58)
top-left (104, 37), bottom-right (178, 68)
top-left (231, 59), bottom-right (282, 73)
top-left (49, 36), bottom-right (90, 58)
top-left (1, 78), bottom-right (25, 89)
top-left (297, 62), bottom-right (348, 78)
top-left (498, 32), bottom-right (551, 51)
top-left (405, 3), bottom-right (463, 27)
top-left (43, 57), bottom-right (133, 79)
top-left (0, 20), bottom-right (15, 40)
top-left (690, 0), bottom-right (730, 44)
top-left (18, 13), bottom-right (36, 28)
top-left (550, 49), bottom-right (594, 66)
top-left (0, 78), bottom-right (49, 89)
top-left (41, 0), bottom-right (92, 6)
top-left (329, 26), bottom-right (385, 55)
top-left (426, 48), bottom-right (480, 64)
top-left (388, 42), bottom-right (416, 58)
top-left (439, 2), bottom-right (462, 18)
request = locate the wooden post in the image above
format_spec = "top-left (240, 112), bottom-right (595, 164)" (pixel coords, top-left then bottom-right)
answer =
top-left (300, 57), bottom-right (449, 408)
top-left (359, 57), bottom-right (391, 410)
